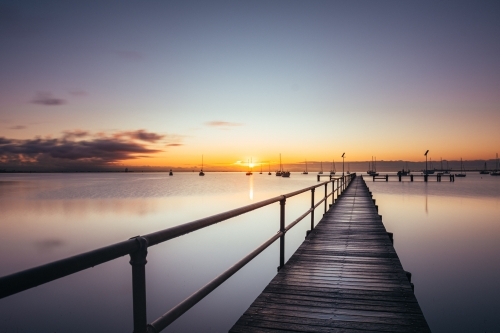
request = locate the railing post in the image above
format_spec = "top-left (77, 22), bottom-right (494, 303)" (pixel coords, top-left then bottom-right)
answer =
top-left (310, 188), bottom-right (315, 230)
top-left (331, 180), bottom-right (335, 205)
top-left (279, 197), bottom-right (286, 270)
top-left (324, 184), bottom-right (327, 214)
top-left (129, 236), bottom-right (149, 333)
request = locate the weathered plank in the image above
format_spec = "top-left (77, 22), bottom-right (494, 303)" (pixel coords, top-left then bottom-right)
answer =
top-left (230, 176), bottom-right (430, 332)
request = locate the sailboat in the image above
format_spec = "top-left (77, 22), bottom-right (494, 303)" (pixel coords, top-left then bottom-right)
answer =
top-left (169, 169), bottom-right (173, 176)
top-left (367, 156), bottom-right (378, 176)
top-left (443, 160), bottom-right (450, 174)
top-left (491, 153), bottom-right (500, 176)
top-left (330, 159), bottom-right (336, 175)
top-left (281, 155), bottom-right (290, 177)
top-left (268, 163), bottom-right (271, 175)
top-left (259, 162), bottom-right (262, 174)
top-left (480, 162), bottom-right (489, 174)
top-left (436, 159), bottom-right (443, 176)
top-left (318, 161), bottom-right (323, 174)
top-left (455, 158), bottom-right (466, 177)
top-left (246, 158), bottom-right (252, 176)
top-left (398, 162), bottom-right (410, 176)
top-left (276, 154), bottom-right (282, 176)
top-left (302, 160), bottom-right (308, 174)
top-left (423, 157), bottom-right (435, 175)
top-left (347, 163), bottom-right (351, 175)
top-left (199, 155), bottom-right (205, 176)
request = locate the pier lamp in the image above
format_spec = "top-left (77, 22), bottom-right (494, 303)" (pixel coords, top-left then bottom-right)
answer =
top-left (424, 150), bottom-right (429, 174)
top-left (342, 153), bottom-right (345, 176)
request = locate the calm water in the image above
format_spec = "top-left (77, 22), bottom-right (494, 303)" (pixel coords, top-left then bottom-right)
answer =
top-left (0, 172), bottom-right (499, 332)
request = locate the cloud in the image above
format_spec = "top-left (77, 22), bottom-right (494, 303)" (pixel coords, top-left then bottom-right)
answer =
top-left (0, 137), bottom-right (12, 145)
top-left (205, 121), bottom-right (242, 127)
top-left (166, 143), bottom-right (183, 147)
top-left (126, 130), bottom-right (164, 142)
top-left (62, 129), bottom-right (89, 140)
top-left (9, 125), bottom-right (26, 130)
top-left (31, 92), bottom-right (66, 106)
top-left (0, 130), bottom-right (164, 170)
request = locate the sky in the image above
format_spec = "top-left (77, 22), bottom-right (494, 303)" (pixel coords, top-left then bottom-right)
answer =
top-left (1, 0), bottom-right (499, 171)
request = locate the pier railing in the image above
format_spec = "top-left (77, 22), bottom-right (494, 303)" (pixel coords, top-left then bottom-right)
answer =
top-left (0, 173), bottom-right (355, 333)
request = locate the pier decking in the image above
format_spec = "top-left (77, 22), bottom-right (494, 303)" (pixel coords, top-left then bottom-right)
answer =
top-left (230, 176), bottom-right (430, 332)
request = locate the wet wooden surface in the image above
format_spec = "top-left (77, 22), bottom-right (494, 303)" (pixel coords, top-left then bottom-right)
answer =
top-left (230, 176), bottom-right (430, 332)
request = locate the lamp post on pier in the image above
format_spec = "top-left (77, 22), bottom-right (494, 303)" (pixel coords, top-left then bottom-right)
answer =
top-left (424, 150), bottom-right (429, 175)
top-left (342, 153), bottom-right (345, 177)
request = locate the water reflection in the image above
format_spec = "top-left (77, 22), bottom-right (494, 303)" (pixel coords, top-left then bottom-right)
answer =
top-left (0, 172), bottom-right (321, 333)
top-left (425, 183), bottom-right (428, 214)
top-left (249, 175), bottom-right (254, 200)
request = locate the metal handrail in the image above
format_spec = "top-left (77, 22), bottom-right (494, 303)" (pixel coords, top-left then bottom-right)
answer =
top-left (0, 173), bottom-right (355, 333)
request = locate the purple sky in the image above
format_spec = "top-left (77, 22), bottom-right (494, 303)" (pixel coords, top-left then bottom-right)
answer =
top-left (1, 0), bottom-right (499, 170)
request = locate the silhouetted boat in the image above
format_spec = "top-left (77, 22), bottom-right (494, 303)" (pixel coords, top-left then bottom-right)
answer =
top-left (347, 163), bottom-right (350, 175)
top-left (199, 155), bottom-right (205, 176)
top-left (367, 156), bottom-right (379, 176)
top-left (318, 161), bottom-right (323, 174)
top-left (169, 169), bottom-right (173, 176)
top-left (455, 158), bottom-right (466, 177)
top-left (268, 163), bottom-right (271, 175)
top-left (330, 159), bottom-right (336, 175)
top-left (246, 158), bottom-right (252, 176)
top-left (302, 160), bottom-right (308, 174)
top-left (276, 154), bottom-right (283, 176)
top-left (479, 162), bottom-right (489, 174)
top-left (491, 153), bottom-right (500, 176)
top-left (281, 155), bottom-right (290, 177)
top-left (259, 162), bottom-right (262, 174)
top-left (398, 162), bottom-right (410, 176)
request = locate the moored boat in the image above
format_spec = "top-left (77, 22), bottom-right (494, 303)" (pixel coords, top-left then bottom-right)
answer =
top-left (199, 155), bottom-right (205, 176)
top-left (491, 153), bottom-right (500, 176)
top-left (455, 158), bottom-right (466, 177)
top-left (302, 159), bottom-right (308, 174)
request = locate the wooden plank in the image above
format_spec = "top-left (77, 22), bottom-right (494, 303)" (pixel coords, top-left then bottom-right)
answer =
top-left (229, 176), bottom-right (430, 332)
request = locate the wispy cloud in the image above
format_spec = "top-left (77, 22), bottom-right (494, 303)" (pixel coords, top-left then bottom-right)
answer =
top-left (62, 129), bottom-right (89, 140)
top-left (205, 121), bottom-right (242, 127)
top-left (8, 125), bottom-right (26, 130)
top-left (31, 92), bottom-right (66, 106)
top-left (122, 130), bottom-right (164, 143)
top-left (166, 143), bottom-right (183, 147)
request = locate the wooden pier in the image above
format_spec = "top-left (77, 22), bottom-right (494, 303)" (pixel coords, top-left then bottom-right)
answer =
top-left (230, 176), bottom-right (430, 332)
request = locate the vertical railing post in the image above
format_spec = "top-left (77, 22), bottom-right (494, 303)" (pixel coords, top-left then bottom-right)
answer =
top-left (331, 180), bottom-right (335, 205)
top-left (337, 179), bottom-right (339, 198)
top-left (310, 188), bottom-right (315, 230)
top-left (279, 197), bottom-right (286, 270)
top-left (129, 236), bottom-right (148, 333)
top-left (324, 184), bottom-right (327, 214)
